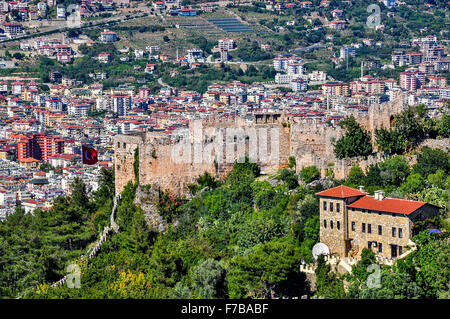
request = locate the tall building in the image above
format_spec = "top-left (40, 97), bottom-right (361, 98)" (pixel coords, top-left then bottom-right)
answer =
top-left (17, 133), bottom-right (64, 162)
top-left (400, 70), bottom-right (425, 91)
top-left (112, 95), bottom-right (132, 116)
top-left (218, 38), bottom-right (235, 50)
top-left (316, 185), bottom-right (440, 259)
top-left (322, 81), bottom-right (350, 97)
top-left (220, 48), bottom-right (229, 62)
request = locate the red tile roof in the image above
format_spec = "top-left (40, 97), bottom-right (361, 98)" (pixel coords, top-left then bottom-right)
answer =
top-left (347, 195), bottom-right (427, 215)
top-left (315, 185), bottom-right (368, 198)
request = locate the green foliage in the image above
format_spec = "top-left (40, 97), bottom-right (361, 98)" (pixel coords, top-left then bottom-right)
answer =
top-left (228, 237), bottom-right (303, 298)
top-left (4, 133), bottom-right (447, 300)
top-left (278, 169), bottom-right (299, 190)
top-left (400, 173), bottom-right (425, 194)
top-left (358, 270), bottom-right (423, 299)
top-left (346, 165), bottom-right (366, 187)
top-left (375, 127), bottom-right (407, 155)
top-left (413, 147), bottom-right (450, 178)
top-left (288, 156), bottom-right (296, 169)
top-left (410, 231), bottom-right (450, 298)
top-left (225, 160), bottom-right (259, 204)
top-left (315, 255), bottom-right (345, 298)
top-left (378, 156), bottom-right (410, 187)
top-left (0, 175), bottom-right (119, 298)
top-left (190, 259), bottom-right (227, 298)
top-left (334, 116), bottom-right (373, 159)
top-left (300, 166), bottom-right (320, 184)
top-left (234, 41), bottom-right (273, 62)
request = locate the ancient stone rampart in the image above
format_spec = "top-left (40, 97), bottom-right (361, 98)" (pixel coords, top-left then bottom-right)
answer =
top-left (114, 94), bottom-right (408, 195)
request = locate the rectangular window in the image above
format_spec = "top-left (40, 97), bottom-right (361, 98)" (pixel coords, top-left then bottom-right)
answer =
top-left (337, 221), bottom-right (340, 230)
top-left (351, 221), bottom-right (355, 231)
top-left (399, 228), bottom-right (403, 238)
top-left (399, 246), bottom-right (403, 255)
top-left (379, 243), bottom-right (383, 253)
top-left (392, 227), bottom-right (397, 237)
top-left (337, 203), bottom-right (340, 212)
top-left (378, 225), bottom-right (382, 235)
top-left (330, 202), bottom-right (334, 212)
top-left (323, 201), bottom-right (327, 211)
top-left (368, 224), bottom-right (372, 234)
top-left (123, 142), bottom-right (126, 148)
top-left (362, 223), bottom-right (366, 233)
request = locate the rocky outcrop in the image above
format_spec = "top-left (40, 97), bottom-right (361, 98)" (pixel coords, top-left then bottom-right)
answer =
top-left (134, 185), bottom-right (167, 233)
top-left (305, 177), bottom-right (335, 189)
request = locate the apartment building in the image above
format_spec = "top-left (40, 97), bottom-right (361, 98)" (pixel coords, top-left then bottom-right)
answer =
top-left (218, 38), bottom-right (236, 50)
top-left (400, 70), bottom-right (425, 91)
top-left (17, 133), bottom-right (64, 162)
top-left (322, 81), bottom-right (350, 97)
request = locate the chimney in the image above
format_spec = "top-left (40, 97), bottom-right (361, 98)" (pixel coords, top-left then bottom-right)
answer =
top-left (374, 191), bottom-right (379, 200)
top-left (359, 185), bottom-right (365, 192)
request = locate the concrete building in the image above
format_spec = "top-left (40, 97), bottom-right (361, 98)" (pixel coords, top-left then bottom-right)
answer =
top-left (17, 133), bottom-right (64, 162)
top-left (322, 81), bottom-right (350, 97)
top-left (56, 5), bottom-right (66, 19)
top-left (100, 29), bottom-right (117, 43)
top-left (291, 78), bottom-right (307, 92)
top-left (400, 70), bottom-right (425, 91)
top-left (218, 38), bottom-right (235, 50)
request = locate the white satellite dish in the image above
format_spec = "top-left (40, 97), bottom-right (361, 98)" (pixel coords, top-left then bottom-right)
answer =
top-left (312, 243), bottom-right (330, 260)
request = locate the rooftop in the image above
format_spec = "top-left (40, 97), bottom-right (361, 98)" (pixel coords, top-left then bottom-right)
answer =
top-left (315, 185), bottom-right (368, 198)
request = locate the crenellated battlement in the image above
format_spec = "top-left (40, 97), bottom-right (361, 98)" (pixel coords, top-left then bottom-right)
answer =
top-left (114, 95), bottom-right (407, 195)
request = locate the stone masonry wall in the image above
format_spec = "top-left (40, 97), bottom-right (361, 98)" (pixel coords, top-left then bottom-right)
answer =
top-left (114, 94), bottom-right (407, 195)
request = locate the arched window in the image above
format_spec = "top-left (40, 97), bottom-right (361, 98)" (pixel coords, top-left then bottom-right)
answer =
top-left (323, 220), bottom-right (327, 228)
top-left (330, 220), bottom-right (334, 229)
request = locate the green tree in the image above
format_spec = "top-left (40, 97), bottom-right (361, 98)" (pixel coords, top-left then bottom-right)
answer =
top-left (334, 116), bottom-right (373, 159)
top-left (378, 156), bottom-right (410, 186)
top-left (375, 127), bottom-right (407, 155)
top-left (228, 237), bottom-right (302, 298)
top-left (391, 107), bottom-right (424, 151)
top-left (359, 270), bottom-right (423, 299)
top-left (300, 166), bottom-right (320, 184)
top-left (347, 165), bottom-right (366, 186)
top-left (190, 259), bottom-right (227, 298)
top-left (400, 173), bottom-right (425, 194)
top-left (278, 169), bottom-right (299, 189)
top-left (315, 255), bottom-right (345, 298)
top-left (427, 169), bottom-right (449, 189)
top-left (413, 147), bottom-right (450, 178)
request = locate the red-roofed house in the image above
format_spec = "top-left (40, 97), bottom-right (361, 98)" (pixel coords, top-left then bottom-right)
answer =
top-left (316, 185), bottom-right (440, 259)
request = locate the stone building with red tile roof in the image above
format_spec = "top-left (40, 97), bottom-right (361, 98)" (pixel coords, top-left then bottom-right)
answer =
top-left (316, 185), bottom-right (441, 259)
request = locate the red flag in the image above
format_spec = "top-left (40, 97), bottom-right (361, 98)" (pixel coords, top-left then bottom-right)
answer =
top-left (82, 145), bottom-right (98, 165)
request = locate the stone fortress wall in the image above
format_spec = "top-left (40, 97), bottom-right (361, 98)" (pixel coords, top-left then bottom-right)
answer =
top-left (114, 92), bottom-right (407, 195)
